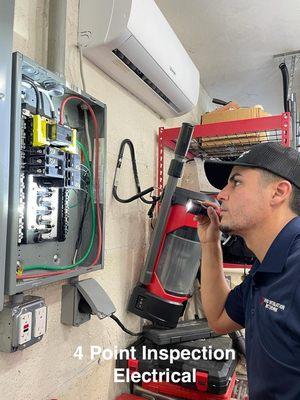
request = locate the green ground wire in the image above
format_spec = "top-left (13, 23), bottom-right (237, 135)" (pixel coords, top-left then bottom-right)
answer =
top-left (23, 140), bottom-right (96, 272)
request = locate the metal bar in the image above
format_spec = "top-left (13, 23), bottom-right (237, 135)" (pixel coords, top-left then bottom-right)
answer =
top-left (288, 56), bottom-right (296, 100)
top-left (280, 112), bottom-right (290, 146)
top-left (161, 114), bottom-right (288, 141)
top-left (157, 128), bottom-right (164, 195)
top-left (273, 50), bottom-right (300, 63)
top-left (289, 93), bottom-right (297, 149)
top-left (164, 140), bottom-right (194, 159)
top-left (0, 0), bottom-right (15, 311)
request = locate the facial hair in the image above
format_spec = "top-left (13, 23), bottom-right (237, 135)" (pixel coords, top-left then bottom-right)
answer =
top-left (219, 224), bottom-right (234, 235)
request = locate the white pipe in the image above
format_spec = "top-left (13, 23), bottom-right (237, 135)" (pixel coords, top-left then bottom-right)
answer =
top-left (47, 0), bottom-right (67, 76)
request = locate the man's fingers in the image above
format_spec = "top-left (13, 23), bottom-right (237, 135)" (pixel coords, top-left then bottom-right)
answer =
top-left (201, 201), bottom-right (220, 212)
top-left (194, 215), bottom-right (210, 226)
top-left (207, 206), bottom-right (220, 225)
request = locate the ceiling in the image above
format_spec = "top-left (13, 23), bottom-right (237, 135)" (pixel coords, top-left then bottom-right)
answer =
top-left (156, 0), bottom-right (300, 114)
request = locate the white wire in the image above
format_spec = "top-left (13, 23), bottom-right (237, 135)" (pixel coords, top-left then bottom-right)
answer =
top-left (80, 163), bottom-right (90, 173)
top-left (37, 87), bottom-right (55, 116)
top-left (72, 249), bottom-right (78, 264)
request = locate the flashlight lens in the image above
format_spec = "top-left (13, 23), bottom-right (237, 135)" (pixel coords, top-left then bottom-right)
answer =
top-left (186, 199), bottom-right (193, 212)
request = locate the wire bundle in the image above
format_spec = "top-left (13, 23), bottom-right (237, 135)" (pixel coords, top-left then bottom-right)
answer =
top-left (18, 95), bottom-right (102, 279)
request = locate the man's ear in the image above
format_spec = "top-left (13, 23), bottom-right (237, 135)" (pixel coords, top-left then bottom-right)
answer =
top-left (270, 180), bottom-right (292, 205)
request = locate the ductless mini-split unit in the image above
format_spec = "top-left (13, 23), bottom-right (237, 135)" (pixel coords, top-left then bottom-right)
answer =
top-left (78, 0), bottom-right (200, 118)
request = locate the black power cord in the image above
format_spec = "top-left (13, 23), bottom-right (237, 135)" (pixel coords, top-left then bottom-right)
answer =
top-left (73, 193), bottom-right (91, 261)
top-left (279, 63), bottom-right (290, 113)
top-left (22, 74), bottom-right (41, 115)
top-left (110, 314), bottom-right (143, 337)
top-left (112, 139), bottom-right (158, 204)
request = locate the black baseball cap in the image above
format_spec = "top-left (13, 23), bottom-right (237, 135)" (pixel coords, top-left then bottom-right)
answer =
top-left (204, 142), bottom-right (300, 190)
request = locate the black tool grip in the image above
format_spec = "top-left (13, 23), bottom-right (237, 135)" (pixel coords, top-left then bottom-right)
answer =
top-left (174, 123), bottom-right (194, 158)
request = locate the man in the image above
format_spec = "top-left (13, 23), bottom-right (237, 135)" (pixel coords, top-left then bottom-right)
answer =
top-left (196, 142), bottom-right (300, 400)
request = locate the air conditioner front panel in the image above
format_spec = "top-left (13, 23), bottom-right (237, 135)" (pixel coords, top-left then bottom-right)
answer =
top-left (83, 44), bottom-right (193, 118)
top-left (127, 0), bottom-right (199, 104)
top-left (116, 36), bottom-right (193, 112)
top-left (80, 0), bottom-right (200, 118)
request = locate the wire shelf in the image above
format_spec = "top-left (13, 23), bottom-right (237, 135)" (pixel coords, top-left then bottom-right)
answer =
top-left (158, 113), bottom-right (291, 194)
top-left (189, 129), bottom-right (284, 159)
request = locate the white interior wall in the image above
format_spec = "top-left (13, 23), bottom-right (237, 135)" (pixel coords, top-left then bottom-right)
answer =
top-left (0, 1), bottom-right (217, 400)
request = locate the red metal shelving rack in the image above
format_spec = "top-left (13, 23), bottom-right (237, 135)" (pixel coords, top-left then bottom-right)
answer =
top-left (157, 112), bottom-right (291, 269)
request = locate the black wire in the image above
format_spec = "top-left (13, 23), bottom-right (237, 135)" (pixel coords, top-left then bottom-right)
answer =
top-left (22, 75), bottom-right (41, 115)
top-left (112, 139), bottom-right (156, 204)
top-left (110, 314), bottom-right (143, 336)
top-left (140, 194), bottom-right (156, 205)
top-left (72, 188), bottom-right (91, 261)
top-left (279, 63), bottom-right (290, 113)
top-left (76, 195), bottom-right (91, 250)
top-left (40, 90), bottom-right (45, 113)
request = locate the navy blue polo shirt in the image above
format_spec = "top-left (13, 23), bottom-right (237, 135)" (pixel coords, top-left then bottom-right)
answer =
top-left (225, 216), bottom-right (300, 400)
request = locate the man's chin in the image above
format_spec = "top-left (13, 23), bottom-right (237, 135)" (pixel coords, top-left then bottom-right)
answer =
top-left (220, 224), bottom-right (234, 235)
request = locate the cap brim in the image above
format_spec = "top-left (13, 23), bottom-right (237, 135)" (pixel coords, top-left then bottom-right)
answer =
top-left (204, 160), bottom-right (253, 189)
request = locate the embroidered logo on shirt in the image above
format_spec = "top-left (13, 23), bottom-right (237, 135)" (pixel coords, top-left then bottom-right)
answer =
top-left (260, 297), bottom-right (285, 313)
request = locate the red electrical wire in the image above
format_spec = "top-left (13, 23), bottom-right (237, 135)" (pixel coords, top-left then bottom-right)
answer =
top-left (18, 270), bottom-right (70, 279)
top-left (60, 96), bottom-right (102, 266)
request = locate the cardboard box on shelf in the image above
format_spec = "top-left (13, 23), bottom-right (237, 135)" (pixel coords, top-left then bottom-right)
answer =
top-left (201, 103), bottom-right (270, 147)
top-left (201, 103), bottom-right (270, 125)
top-left (201, 132), bottom-right (267, 148)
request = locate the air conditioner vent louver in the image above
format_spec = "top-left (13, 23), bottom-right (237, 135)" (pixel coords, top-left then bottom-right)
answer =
top-left (112, 48), bottom-right (180, 113)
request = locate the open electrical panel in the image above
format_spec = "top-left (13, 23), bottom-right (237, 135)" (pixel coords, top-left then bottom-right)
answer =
top-left (5, 52), bottom-right (106, 295)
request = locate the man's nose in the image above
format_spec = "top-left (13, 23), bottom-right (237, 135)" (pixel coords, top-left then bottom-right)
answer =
top-left (217, 185), bottom-right (229, 202)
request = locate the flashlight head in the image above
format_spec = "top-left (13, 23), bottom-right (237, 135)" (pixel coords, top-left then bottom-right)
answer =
top-left (186, 199), bottom-right (208, 216)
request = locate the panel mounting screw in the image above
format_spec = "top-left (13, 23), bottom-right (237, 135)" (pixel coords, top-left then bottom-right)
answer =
top-left (0, 93), bottom-right (5, 101)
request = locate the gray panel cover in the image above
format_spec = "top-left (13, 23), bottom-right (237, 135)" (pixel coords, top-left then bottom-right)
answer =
top-left (0, 0), bottom-right (15, 310)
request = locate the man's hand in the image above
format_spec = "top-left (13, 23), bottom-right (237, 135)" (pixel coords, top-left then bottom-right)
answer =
top-left (194, 201), bottom-right (221, 244)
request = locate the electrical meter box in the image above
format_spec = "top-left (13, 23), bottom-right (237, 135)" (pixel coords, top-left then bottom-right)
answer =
top-left (5, 52), bottom-right (106, 295)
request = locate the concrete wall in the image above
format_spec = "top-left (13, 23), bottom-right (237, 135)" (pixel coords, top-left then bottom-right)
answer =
top-left (0, 1), bottom-right (219, 400)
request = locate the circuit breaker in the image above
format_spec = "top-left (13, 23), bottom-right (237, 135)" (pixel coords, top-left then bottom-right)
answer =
top-left (5, 52), bottom-right (106, 295)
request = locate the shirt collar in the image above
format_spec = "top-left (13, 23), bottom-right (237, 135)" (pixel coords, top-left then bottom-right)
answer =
top-left (250, 216), bottom-right (300, 275)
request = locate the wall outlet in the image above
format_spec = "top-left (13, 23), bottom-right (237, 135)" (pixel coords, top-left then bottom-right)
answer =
top-left (34, 306), bottom-right (47, 337)
top-left (18, 312), bottom-right (32, 345)
top-left (0, 295), bottom-right (47, 352)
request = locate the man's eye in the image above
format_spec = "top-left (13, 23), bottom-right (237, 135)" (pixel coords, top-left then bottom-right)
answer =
top-left (233, 180), bottom-right (241, 186)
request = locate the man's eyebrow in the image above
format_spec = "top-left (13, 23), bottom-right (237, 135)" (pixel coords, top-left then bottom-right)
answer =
top-left (228, 173), bottom-right (242, 182)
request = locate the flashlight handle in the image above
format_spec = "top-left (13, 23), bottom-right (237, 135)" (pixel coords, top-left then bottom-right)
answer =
top-left (196, 204), bottom-right (208, 216)
top-left (174, 123), bottom-right (194, 158)
top-left (188, 201), bottom-right (221, 217)
top-left (187, 202), bottom-right (208, 217)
